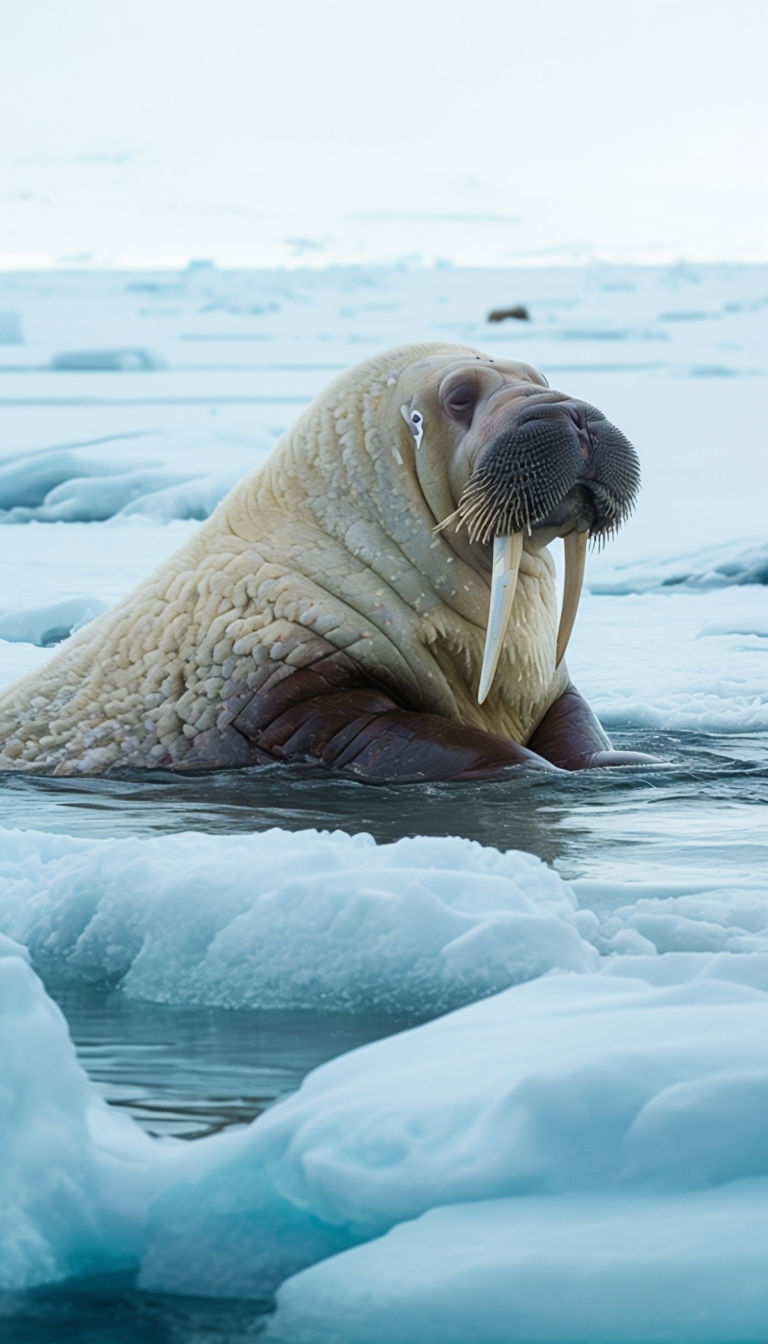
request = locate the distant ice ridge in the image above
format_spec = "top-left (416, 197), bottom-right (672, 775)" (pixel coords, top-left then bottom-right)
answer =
top-left (3, 932), bottom-right (768, 1343)
top-left (50, 348), bottom-right (165, 371)
top-left (589, 537), bottom-right (768, 594)
top-left (0, 427), bottom-right (272, 522)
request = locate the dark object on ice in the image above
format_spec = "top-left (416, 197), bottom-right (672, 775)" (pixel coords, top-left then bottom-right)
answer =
top-left (487, 305), bottom-right (530, 323)
top-left (51, 349), bottom-right (165, 371)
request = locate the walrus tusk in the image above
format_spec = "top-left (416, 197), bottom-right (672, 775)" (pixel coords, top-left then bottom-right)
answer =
top-left (478, 533), bottom-right (524, 704)
top-left (556, 530), bottom-right (588, 667)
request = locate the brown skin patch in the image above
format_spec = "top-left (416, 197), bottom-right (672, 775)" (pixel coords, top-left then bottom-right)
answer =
top-left (176, 657), bottom-right (653, 781)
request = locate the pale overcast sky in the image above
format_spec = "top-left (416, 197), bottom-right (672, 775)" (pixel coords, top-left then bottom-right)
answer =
top-left (1, 0), bottom-right (766, 266)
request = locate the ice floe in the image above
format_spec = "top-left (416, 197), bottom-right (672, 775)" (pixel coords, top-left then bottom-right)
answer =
top-left (2, 823), bottom-right (768, 1011)
top-left (0, 595), bottom-right (107, 646)
top-left (4, 929), bottom-right (768, 1344)
top-left (0, 828), bottom-right (595, 1013)
top-left (143, 972), bottom-right (768, 1326)
top-left (0, 934), bottom-right (161, 1291)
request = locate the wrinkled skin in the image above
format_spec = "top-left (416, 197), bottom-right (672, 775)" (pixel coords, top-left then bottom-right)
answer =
top-left (0, 343), bottom-right (656, 779)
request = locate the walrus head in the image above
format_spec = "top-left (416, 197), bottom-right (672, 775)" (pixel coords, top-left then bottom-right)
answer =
top-left (396, 349), bottom-right (640, 702)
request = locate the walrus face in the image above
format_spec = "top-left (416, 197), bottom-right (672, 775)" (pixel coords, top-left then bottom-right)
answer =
top-left (398, 353), bottom-right (640, 702)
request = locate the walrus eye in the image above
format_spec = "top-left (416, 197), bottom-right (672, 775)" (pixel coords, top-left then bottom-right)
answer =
top-left (443, 381), bottom-right (478, 425)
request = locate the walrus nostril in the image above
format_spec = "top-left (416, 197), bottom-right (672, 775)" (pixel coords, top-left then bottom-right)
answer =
top-left (457, 419), bottom-right (581, 542)
top-left (456, 412), bottom-right (640, 544)
top-left (576, 425), bottom-right (593, 464)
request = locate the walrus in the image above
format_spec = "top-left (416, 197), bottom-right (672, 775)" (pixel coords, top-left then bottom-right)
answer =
top-left (0, 343), bottom-right (655, 780)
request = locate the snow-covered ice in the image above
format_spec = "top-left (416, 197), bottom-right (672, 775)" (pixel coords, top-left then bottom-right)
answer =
top-left (0, 262), bottom-right (766, 1339)
top-left (265, 1187), bottom-right (768, 1344)
top-left (0, 595), bottom-right (107, 647)
top-left (0, 934), bottom-right (161, 1291)
top-left (4, 932), bottom-right (768, 1343)
top-left (0, 828), bottom-right (596, 1013)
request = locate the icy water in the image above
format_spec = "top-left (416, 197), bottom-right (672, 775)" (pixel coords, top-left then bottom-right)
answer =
top-left (1, 1273), bottom-right (269, 1344)
top-left (1, 730), bottom-right (765, 881)
top-left (3, 731), bottom-right (766, 1342)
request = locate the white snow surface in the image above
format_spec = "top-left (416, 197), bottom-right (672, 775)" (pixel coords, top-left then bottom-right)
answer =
top-left (0, 264), bottom-right (766, 1337)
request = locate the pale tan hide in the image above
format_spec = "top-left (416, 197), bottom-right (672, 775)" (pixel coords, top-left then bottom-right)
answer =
top-left (0, 343), bottom-right (569, 774)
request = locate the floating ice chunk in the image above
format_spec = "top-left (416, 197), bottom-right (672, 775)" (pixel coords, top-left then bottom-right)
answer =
top-left (50, 348), bottom-right (165, 371)
top-left (0, 935), bottom-right (162, 1290)
top-left (265, 1185), bottom-right (768, 1344)
top-left (4, 933), bottom-right (768, 1324)
top-left (139, 973), bottom-right (768, 1305)
top-left (0, 828), bottom-right (595, 1013)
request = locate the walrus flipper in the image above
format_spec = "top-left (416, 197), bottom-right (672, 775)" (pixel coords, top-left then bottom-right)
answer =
top-left (527, 686), bottom-right (657, 771)
top-left (211, 679), bottom-right (552, 783)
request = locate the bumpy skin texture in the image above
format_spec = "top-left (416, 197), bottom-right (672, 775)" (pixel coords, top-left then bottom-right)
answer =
top-left (0, 343), bottom-right (646, 779)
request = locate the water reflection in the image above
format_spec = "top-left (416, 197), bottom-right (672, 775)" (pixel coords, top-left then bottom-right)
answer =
top-left (56, 986), bottom-right (412, 1139)
top-left (0, 1271), bottom-right (266, 1344)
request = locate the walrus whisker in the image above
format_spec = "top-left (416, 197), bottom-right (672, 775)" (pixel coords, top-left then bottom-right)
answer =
top-left (433, 508), bottom-right (462, 535)
top-left (478, 533), bottom-right (524, 704)
top-left (556, 530), bottom-right (588, 667)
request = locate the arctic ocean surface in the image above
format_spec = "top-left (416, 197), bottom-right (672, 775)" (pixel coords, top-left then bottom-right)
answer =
top-left (0, 262), bottom-right (766, 1343)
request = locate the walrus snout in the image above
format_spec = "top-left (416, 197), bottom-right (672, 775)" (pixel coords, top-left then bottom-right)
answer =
top-left (456, 400), bottom-right (640, 545)
top-left (452, 394), bottom-right (641, 703)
